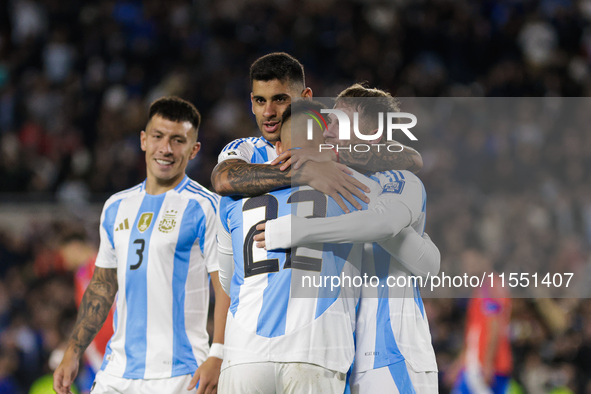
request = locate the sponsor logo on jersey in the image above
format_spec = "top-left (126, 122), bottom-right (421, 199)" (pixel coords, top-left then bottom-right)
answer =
top-left (158, 210), bottom-right (178, 233)
top-left (227, 151), bottom-right (237, 156)
top-left (138, 212), bottom-right (154, 232)
top-left (382, 181), bottom-right (405, 194)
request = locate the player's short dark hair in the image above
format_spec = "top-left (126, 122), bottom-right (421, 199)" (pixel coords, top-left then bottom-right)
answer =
top-left (148, 96), bottom-right (201, 137)
top-left (281, 100), bottom-right (327, 124)
top-left (336, 83), bottom-right (400, 113)
top-left (250, 52), bottom-right (305, 89)
top-left (336, 84), bottom-right (400, 136)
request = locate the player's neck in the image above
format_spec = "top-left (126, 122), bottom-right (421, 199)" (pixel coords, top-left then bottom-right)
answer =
top-left (145, 175), bottom-right (184, 195)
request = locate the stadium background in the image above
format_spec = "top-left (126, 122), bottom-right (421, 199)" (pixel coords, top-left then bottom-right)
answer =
top-left (0, 0), bottom-right (590, 392)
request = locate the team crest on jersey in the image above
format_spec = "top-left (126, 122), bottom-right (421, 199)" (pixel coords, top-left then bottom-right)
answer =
top-left (227, 151), bottom-right (237, 156)
top-left (382, 181), bottom-right (405, 194)
top-left (158, 210), bottom-right (178, 233)
top-left (137, 212), bottom-right (154, 232)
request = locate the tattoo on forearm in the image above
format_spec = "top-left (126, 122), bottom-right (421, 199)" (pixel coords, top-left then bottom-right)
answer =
top-left (214, 161), bottom-right (291, 196)
top-left (68, 267), bottom-right (117, 357)
top-left (338, 143), bottom-right (422, 173)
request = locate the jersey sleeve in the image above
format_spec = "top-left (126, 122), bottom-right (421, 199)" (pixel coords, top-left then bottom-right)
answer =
top-left (377, 230), bottom-right (440, 278)
top-left (95, 199), bottom-right (119, 269)
top-left (216, 199), bottom-right (234, 295)
top-left (264, 170), bottom-right (422, 249)
top-left (218, 138), bottom-right (255, 164)
top-left (203, 195), bottom-right (221, 274)
top-left (369, 170), bottom-right (424, 224)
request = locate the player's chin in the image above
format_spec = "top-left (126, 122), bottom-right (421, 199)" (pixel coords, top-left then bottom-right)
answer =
top-left (263, 132), bottom-right (281, 143)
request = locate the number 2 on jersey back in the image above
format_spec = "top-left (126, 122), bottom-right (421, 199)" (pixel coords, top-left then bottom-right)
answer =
top-left (242, 190), bottom-right (327, 278)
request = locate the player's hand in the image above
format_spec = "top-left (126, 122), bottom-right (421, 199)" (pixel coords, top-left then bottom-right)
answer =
top-left (271, 148), bottom-right (336, 171)
top-left (188, 356), bottom-right (222, 394)
top-left (295, 161), bottom-right (370, 213)
top-left (53, 349), bottom-right (79, 394)
top-left (254, 222), bottom-right (266, 249)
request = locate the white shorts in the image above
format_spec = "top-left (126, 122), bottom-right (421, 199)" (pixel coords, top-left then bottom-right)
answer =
top-left (91, 370), bottom-right (196, 394)
top-left (218, 362), bottom-right (346, 394)
top-left (350, 361), bottom-right (438, 394)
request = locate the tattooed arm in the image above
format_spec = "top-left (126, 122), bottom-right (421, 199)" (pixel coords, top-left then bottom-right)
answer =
top-left (54, 267), bottom-right (118, 394)
top-left (211, 159), bottom-right (369, 212)
top-left (338, 141), bottom-right (423, 173)
top-left (211, 159), bottom-right (291, 196)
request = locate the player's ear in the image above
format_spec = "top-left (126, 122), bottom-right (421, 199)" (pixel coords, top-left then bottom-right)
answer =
top-left (250, 92), bottom-right (255, 115)
top-left (368, 129), bottom-right (382, 145)
top-left (276, 140), bottom-right (284, 155)
top-left (190, 142), bottom-right (201, 159)
top-left (301, 87), bottom-right (312, 98)
top-left (140, 130), bottom-right (147, 151)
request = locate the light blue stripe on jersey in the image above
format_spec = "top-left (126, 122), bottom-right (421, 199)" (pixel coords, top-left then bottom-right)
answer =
top-left (123, 193), bottom-right (166, 378)
top-left (223, 137), bottom-right (250, 152)
top-left (414, 284), bottom-right (425, 318)
top-left (186, 184), bottom-right (218, 214)
top-left (315, 244), bottom-right (352, 318)
top-left (256, 270), bottom-right (291, 337)
top-left (230, 138), bottom-right (248, 151)
top-left (373, 244), bottom-right (404, 369)
top-left (316, 196), bottom-right (365, 316)
top-left (421, 182), bottom-right (427, 213)
top-left (172, 199), bottom-right (201, 375)
top-left (420, 181), bottom-right (427, 235)
top-left (388, 360), bottom-right (416, 394)
top-left (219, 197), bottom-right (243, 316)
top-left (256, 144), bottom-right (270, 162)
top-left (103, 200), bottom-right (123, 249)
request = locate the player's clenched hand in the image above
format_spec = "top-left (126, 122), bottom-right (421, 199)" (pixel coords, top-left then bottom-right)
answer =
top-left (294, 161), bottom-right (369, 212)
top-left (188, 357), bottom-right (222, 394)
top-left (271, 148), bottom-right (336, 171)
top-left (53, 349), bottom-right (79, 394)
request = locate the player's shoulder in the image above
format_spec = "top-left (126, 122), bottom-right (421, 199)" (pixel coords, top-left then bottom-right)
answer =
top-left (369, 170), bottom-right (421, 186)
top-left (178, 178), bottom-right (220, 213)
top-left (367, 170), bottom-right (424, 198)
top-left (222, 136), bottom-right (262, 151)
top-left (103, 182), bottom-right (144, 207)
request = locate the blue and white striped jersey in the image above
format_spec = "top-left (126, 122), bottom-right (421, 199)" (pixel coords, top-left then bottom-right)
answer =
top-left (95, 175), bottom-right (220, 379)
top-left (217, 137), bottom-right (278, 164)
top-left (354, 170), bottom-right (438, 374)
top-left (218, 185), bottom-right (369, 374)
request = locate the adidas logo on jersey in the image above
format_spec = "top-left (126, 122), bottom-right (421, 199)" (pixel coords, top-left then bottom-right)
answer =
top-left (115, 218), bottom-right (130, 231)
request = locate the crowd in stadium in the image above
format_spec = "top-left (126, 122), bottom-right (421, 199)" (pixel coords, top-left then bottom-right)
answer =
top-left (1, 0), bottom-right (591, 392)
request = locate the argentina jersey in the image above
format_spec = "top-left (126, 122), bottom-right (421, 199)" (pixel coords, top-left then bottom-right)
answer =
top-left (95, 176), bottom-right (220, 379)
top-left (354, 170), bottom-right (438, 375)
top-left (218, 186), bottom-right (367, 374)
top-left (217, 136), bottom-right (278, 164)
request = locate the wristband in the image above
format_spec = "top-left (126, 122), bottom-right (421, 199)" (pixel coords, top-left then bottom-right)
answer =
top-left (208, 343), bottom-right (224, 360)
top-left (331, 147), bottom-right (339, 163)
